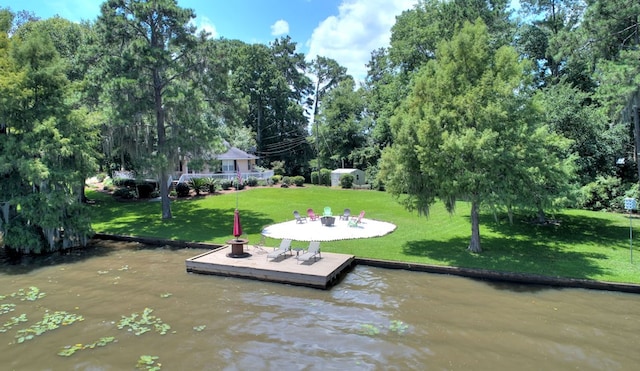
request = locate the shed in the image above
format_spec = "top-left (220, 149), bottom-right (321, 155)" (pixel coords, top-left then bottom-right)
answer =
top-left (330, 168), bottom-right (365, 187)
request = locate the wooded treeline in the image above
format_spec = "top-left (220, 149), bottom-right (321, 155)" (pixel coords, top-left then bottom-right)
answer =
top-left (1, 0), bottom-right (639, 253)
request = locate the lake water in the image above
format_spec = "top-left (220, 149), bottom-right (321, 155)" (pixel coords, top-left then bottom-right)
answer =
top-left (1, 240), bottom-right (639, 370)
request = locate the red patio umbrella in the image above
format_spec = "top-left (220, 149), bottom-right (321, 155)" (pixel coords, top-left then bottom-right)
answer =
top-left (233, 209), bottom-right (243, 240)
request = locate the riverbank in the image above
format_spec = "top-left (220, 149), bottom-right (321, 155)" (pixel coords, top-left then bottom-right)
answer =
top-left (93, 233), bottom-right (640, 294)
top-left (86, 186), bottom-right (640, 285)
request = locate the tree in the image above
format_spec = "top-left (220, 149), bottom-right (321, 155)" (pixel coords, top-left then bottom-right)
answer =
top-left (380, 20), bottom-right (574, 253)
top-left (537, 81), bottom-right (622, 185)
top-left (583, 0), bottom-right (640, 61)
top-left (230, 37), bottom-right (312, 175)
top-left (0, 13), bottom-right (98, 253)
top-left (96, 0), bottom-right (212, 219)
top-left (516, 0), bottom-right (586, 86)
top-left (315, 77), bottom-right (367, 169)
top-left (389, 0), bottom-right (513, 76)
top-left (307, 56), bottom-right (348, 163)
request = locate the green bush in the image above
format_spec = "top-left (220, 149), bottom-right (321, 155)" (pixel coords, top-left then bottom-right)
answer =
top-left (271, 161), bottom-right (286, 176)
top-left (247, 177), bottom-right (258, 187)
top-left (293, 175), bottom-right (305, 187)
top-left (579, 176), bottom-right (629, 211)
top-left (189, 177), bottom-right (208, 195)
top-left (310, 171), bottom-right (319, 185)
top-left (136, 183), bottom-right (155, 198)
top-left (281, 176), bottom-right (291, 186)
top-left (220, 180), bottom-right (233, 190)
top-left (204, 178), bottom-right (219, 193)
top-left (271, 175), bottom-right (282, 185)
top-left (123, 179), bottom-right (137, 188)
top-left (175, 182), bottom-right (191, 197)
top-left (112, 177), bottom-right (126, 187)
top-left (366, 166), bottom-right (385, 191)
top-left (340, 174), bottom-right (354, 189)
top-left (319, 168), bottom-right (331, 186)
top-left (234, 177), bottom-right (245, 190)
top-left (113, 187), bottom-right (136, 199)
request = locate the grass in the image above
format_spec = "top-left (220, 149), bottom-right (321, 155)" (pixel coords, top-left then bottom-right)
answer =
top-left (86, 185), bottom-right (640, 284)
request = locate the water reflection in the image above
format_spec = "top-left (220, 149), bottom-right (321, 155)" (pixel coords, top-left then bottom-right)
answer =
top-left (0, 240), bottom-right (639, 370)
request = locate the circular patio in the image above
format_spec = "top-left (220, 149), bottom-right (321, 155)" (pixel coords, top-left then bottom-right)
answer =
top-left (260, 217), bottom-right (396, 242)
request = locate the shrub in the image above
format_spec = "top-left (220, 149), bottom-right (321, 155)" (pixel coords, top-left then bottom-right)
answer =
top-left (293, 175), bottom-right (305, 186)
top-left (220, 180), bottom-right (233, 190)
top-left (123, 178), bottom-right (137, 188)
top-left (113, 187), bottom-right (136, 199)
top-left (136, 182), bottom-right (155, 198)
top-left (234, 177), bottom-right (245, 190)
top-left (96, 173), bottom-right (107, 182)
top-left (175, 182), bottom-right (191, 197)
top-left (204, 178), bottom-right (219, 193)
top-left (366, 166), bottom-right (385, 191)
top-left (340, 174), bottom-right (354, 189)
top-left (319, 168), bottom-right (331, 186)
top-left (310, 171), bottom-right (319, 185)
top-left (247, 177), bottom-right (258, 187)
top-left (281, 176), bottom-right (292, 187)
top-left (112, 177), bottom-right (126, 187)
top-left (578, 176), bottom-right (629, 211)
top-left (189, 177), bottom-right (208, 195)
top-left (271, 160), bottom-right (286, 176)
top-left (271, 175), bottom-right (282, 185)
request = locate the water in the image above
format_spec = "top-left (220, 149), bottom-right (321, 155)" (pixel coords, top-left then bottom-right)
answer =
top-left (1, 240), bottom-right (639, 370)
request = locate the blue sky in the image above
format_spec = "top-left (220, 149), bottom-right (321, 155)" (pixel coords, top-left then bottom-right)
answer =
top-left (0, 0), bottom-right (421, 81)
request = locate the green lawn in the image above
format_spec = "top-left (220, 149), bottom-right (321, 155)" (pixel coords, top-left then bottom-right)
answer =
top-left (87, 186), bottom-right (640, 284)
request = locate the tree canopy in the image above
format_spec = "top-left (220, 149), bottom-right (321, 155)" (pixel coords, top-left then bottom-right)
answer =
top-left (380, 20), bottom-right (575, 252)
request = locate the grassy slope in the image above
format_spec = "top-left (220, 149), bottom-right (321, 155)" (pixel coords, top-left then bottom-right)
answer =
top-left (87, 186), bottom-right (640, 284)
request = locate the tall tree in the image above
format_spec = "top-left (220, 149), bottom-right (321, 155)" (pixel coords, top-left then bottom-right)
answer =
top-left (583, 0), bottom-right (640, 61)
top-left (315, 77), bottom-right (367, 169)
top-left (230, 37), bottom-right (312, 175)
top-left (0, 13), bottom-right (98, 253)
top-left (96, 0), bottom-right (211, 219)
top-left (380, 20), bottom-right (574, 252)
top-left (516, 0), bottom-right (588, 87)
top-left (389, 0), bottom-right (513, 76)
top-left (307, 56), bottom-right (348, 163)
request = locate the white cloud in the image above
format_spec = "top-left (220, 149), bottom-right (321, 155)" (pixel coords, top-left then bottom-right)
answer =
top-left (271, 19), bottom-right (290, 36)
top-left (194, 16), bottom-right (218, 38)
top-left (307, 0), bottom-right (418, 83)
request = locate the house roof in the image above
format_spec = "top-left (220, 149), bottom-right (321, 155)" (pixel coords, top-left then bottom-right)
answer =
top-left (217, 145), bottom-right (258, 160)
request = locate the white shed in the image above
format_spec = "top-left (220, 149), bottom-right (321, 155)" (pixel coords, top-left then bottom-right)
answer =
top-left (330, 168), bottom-right (365, 187)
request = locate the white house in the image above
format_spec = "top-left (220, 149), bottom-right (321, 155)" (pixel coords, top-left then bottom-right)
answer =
top-left (175, 142), bottom-right (272, 183)
top-left (330, 168), bottom-right (365, 187)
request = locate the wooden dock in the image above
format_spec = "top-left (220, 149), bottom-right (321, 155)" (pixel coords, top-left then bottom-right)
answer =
top-left (185, 245), bottom-right (356, 289)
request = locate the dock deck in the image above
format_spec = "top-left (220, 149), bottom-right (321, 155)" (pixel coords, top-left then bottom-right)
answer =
top-left (185, 245), bottom-right (355, 289)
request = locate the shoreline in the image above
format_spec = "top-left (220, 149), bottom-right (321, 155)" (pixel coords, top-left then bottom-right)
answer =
top-left (92, 233), bottom-right (640, 294)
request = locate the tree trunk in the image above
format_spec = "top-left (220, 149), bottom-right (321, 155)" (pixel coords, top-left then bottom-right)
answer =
top-left (78, 178), bottom-right (87, 204)
top-left (468, 200), bottom-right (482, 253)
top-left (154, 68), bottom-right (172, 220)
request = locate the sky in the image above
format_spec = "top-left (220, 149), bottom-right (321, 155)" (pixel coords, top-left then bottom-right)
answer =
top-left (0, 0), bottom-right (420, 82)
